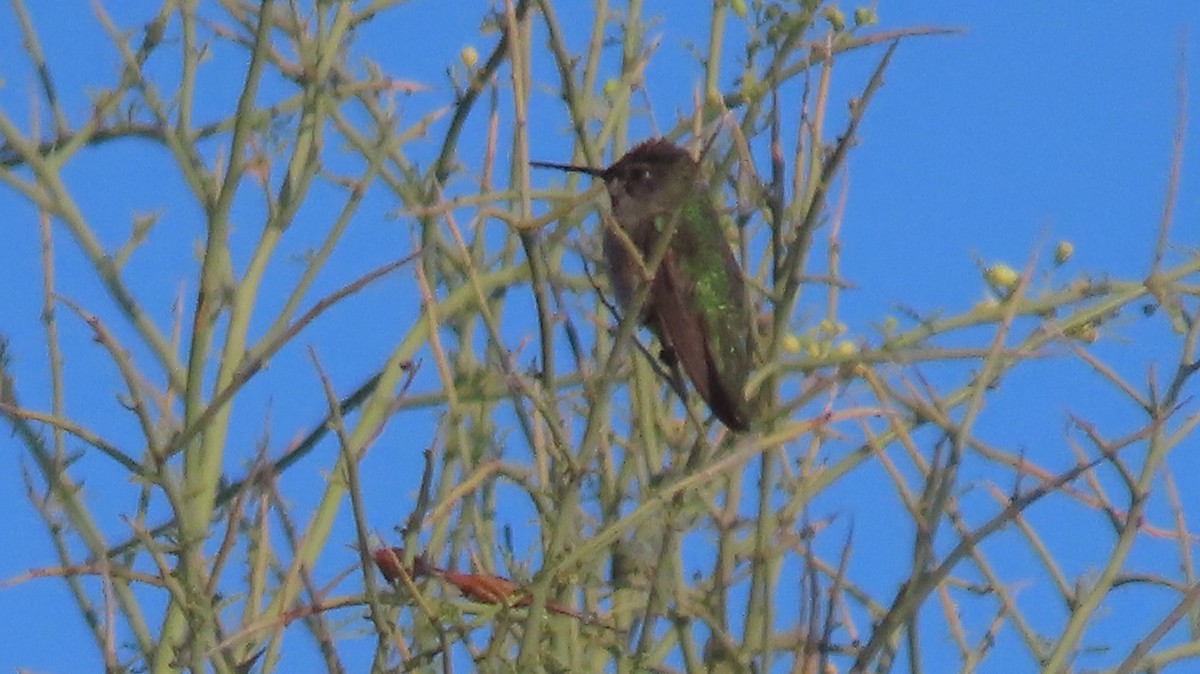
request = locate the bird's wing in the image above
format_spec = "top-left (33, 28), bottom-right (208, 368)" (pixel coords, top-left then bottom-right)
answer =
top-left (653, 239), bottom-right (751, 431)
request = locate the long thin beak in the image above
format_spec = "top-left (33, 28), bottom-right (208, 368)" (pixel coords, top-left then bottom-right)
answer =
top-left (529, 160), bottom-right (605, 177)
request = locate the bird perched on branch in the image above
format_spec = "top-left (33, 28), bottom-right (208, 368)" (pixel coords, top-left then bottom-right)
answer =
top-left (533, 138), bottom-right (754, 431)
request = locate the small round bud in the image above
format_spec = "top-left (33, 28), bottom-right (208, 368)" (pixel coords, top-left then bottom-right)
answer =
top-left (1054, 241), bottom-right (1074, 265)
top-left (817, 319), bottom-right (847, 337)
top-left (822, 6), bottom-right (846, 31)
top-left (460, 45), bottom-right (479, 69)
top-left (730, 0), bottom-right (747, 19)
top-left (834, 341), bottom-right (858, 356)
top-left (781, 333), bottom-right (802, 354)
top-left (854, 7), bottom-right (878, 27)
top-left (984, 263), bottom-right (1019, 290)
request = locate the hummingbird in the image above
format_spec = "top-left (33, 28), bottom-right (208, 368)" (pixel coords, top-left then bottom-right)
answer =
top-left (532, 138), bottom-right (753, 431)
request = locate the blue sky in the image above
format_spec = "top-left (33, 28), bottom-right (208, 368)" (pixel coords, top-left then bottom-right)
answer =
top-left (2, 3), bottom-right (1200, 672)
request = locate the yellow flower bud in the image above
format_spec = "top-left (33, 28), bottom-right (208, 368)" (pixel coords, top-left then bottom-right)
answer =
top-left (984, 263), bottom-right (1019, 290)
top-left (822, 6), bottom-right (846, 31)
top-left (460, 45), bottom-right (479, 69)
top-left (854, 7), bottom-right (878, 27)
top-left (781, 333), bottom-right (802, 354)
top-left (458, 45), bottom-right (477, 68)
top-left (1054, 241), bottom-right (1074, 265)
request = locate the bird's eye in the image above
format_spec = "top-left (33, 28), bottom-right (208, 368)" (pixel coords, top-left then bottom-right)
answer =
top-left (637, 167), bottom-right (652, 181)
